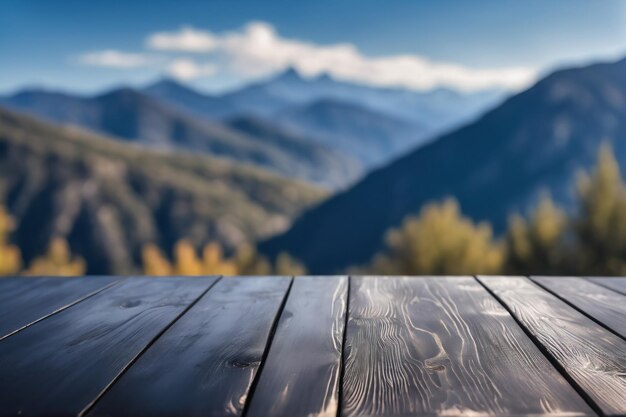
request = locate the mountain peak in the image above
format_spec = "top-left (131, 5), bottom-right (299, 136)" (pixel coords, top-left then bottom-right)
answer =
top-left (274, 67), bottom-right (305, 82)
top-left (145, 77), bottom-right (193, 93)
top-left (314, 72), bottom-right (334, 83)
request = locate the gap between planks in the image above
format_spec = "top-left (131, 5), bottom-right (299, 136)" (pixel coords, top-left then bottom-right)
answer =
top-left (0, 278), bottom-right (122, 342)
top-left (79, 276), bottom-right (223, 417)
top-left (474, 276), bottom-right (607, 417)
top-left (240, 276), bottom-right (295, 417)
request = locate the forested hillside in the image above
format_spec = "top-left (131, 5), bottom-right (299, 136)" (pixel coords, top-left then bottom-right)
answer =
top-left (0, 107), bottom-right (325, 274)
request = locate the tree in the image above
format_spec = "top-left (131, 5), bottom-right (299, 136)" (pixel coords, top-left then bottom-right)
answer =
top-left (24, 237), bottom-right (86, 276)
top-left (275, 252), bottom-right (307, 275)
top-left (0, 205), bottom-right (21, 275)
top-left (141, 243), bottom-right (172, 276)
top-left (202, 243), bottom-right (237, 276)
top-left (141, 240), bottom-right (299, 276)
top-left (233, 243), bottom-right (272, 275)
top-left (172, 239), bottom-right (204, 276)
top-left (367, 199), bottom-right (503, 275)
top-left (505, 193), bottom-right (568, 274)
top-left (573, 145), bottom-right (626, 274)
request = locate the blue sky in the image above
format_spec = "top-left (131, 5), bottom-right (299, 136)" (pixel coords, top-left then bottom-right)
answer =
top-left (2, 0), bottom-right (626, 94)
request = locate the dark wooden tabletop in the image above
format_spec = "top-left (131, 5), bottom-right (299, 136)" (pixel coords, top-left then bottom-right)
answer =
top-left (0, 276), bottom-right (624, 417)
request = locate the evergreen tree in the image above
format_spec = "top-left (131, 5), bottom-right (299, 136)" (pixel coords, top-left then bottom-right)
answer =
top-left (368, 199), bottom-right (503, 275)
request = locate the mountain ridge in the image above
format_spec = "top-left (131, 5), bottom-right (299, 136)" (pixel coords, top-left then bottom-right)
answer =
top-left (1, 86), bottom-right (356, 188)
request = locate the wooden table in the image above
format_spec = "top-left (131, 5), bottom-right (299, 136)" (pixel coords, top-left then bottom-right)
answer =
top-left (0, 276), bottom-right (624, 417)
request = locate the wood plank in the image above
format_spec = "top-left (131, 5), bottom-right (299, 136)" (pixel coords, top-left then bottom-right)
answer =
top-left (0, 276), bottom-right (118, 339)
top-left (88, 276), bottom-right (292, 417)
top-left (0, 276), bottom-right (216, 417)
top-left (245, 276), bottom-right (348, 417)
top-left (532, 276), bottom-right (626, 338)
top-left (479, 276), bottom-right (626, 416)
top-left (588, 277), bottom-right (626, 295)
top-left (342, 276), bottom-right (594, 417)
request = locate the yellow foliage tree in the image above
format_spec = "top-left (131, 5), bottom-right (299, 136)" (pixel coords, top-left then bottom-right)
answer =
top-left (24, 237), bottom-right (86, 276)
top-left (141, 240), bottom-right (277, 276)
top-left (274, 252), bottom-right (307, 275)
top-left (505, 193), bottom-right (568, 274)
top-left (141, 243), bottom-right (172, 276)
top-left (202, 242), bottom-right (237, 276)
top-left (0, 205), bottom-right (22, 275)
top-left (368, 199), bottom-right (503, 275)
top-left (574, 145), bottom-right (626, 274)
top-left (233, 243), bottom-right (272, 275)
top-left (172, 239), bottom-right (204, 276)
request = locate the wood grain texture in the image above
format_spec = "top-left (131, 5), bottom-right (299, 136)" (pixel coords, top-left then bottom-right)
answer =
top-left (342, 276), bottom-right (593, 417)
top-left (245, 276), bottom-right (348, 417)
top-left (0, 276), bottom-right (215, 417)
top-left (532, 276), bottom-right (626, 338)
top-left (588, 277), bottom-right (626, 296)
top-left (0, 276), bottom-right (118, 338)
top-left (479, 276), bottom-right (626, 416)
top-left (88, 276), bottom-right (291, 417)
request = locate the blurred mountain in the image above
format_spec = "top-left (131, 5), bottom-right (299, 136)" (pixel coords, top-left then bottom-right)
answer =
top-left (260, 57), bottom-right (626, 273)
top-left (276, 98), bottom-right (428, 166)
top-left (0, 106), bottom-right (326, 274)
top-left (0, 87), bottom-right (355, 188)
top-left (143, 70), bottom-right (504, 166)
top-left (221, 68), bottom-right (506, 130)
top-left (144, 78), bottom-right (237, 119)
top-left (225, 115), bottom-right (362, 188)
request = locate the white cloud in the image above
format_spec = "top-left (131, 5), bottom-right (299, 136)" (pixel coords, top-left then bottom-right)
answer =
top-left (167, 58), bottom-right (216, 80)
top-left (147, 26), bottom-right (216, 52)
top-left (77, 50), bottom-right (156, 68)
top-left (146, 22), bottom-right (537, 92)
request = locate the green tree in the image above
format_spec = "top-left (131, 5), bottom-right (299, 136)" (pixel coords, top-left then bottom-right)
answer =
top-left (367, 199), bottom-right (503, 275)
top-left (0, 205), bottom-right (22, 275)
top-left (573, 145), bottom-right (626, 274)
top-left (505, 193), bottom-right (568, 274)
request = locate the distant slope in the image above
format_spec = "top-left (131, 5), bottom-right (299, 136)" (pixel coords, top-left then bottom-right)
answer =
top-left (143, 78), bottom-right (237, 119)
top-left (260, 57), bottom-right (626, 273)
top-left (276, 98), bottom-right (429, 166)
top-left (1, 88), bottom-right (355, 188)
top-left (226, 115), bottom-right (362, 187)
top-left (0, 106), bottom-right (326, 274)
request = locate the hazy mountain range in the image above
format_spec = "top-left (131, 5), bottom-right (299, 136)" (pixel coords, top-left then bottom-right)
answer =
top-left (260, 57), bottom-right (626, 273)
top-left (144, 69), bottom-right (505, 165)
top-left (0, 68), bottom-right (504, 187)
top-left (0, 86), bottom-right (359, 189)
